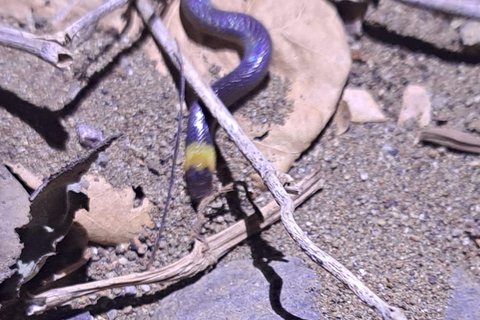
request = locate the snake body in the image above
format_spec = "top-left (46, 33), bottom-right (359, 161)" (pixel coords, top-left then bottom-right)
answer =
top-left (181, 0), bottom-right (272, 202)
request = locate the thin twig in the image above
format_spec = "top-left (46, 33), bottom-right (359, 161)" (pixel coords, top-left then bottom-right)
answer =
top-left (393, 0), bottom-right (480, 20)
top-left (148, 48), bottom-right (185, 269)
top-left (419, 126), bottom-right (480, 154)
top-left (27, 170), bottom-right (325, 315)
top-left (0, 25), bottom-right (72, 68)
top-left (134, 0), bottom-right (407, 319)
top-left (0, 0), bottom-right (130, 68)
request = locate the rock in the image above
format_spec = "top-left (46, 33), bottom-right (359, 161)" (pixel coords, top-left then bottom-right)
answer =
top-left (341, 88), bottom-right (386, 123)
top-left (124, 286), bottom-right (137, 296)
top-left (153, 257), bottom-right (322, 320)
top-left (443, 268), bottom-right (480, 320)
top-left (398, 85), bottom-right (431, 128)
top-left (459, 21), bottom-right (480, 49)
top-left (106, 309), bottom-right (118, 320)
top-left (77, 123), bottom-right (105, 149)
top-left (64, 311), bottom-right (94, 320)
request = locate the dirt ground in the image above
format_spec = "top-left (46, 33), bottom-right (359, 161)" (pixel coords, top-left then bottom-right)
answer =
top-left (0, 0), bottom-right (479, 320)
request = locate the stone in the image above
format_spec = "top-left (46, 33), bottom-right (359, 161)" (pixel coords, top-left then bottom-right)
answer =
top-left (342, 88), bottom-right (386, 123)
top-left (443, 268), bottom-right (480, 320)
top-left (398, 85), bottom-right (431, 128)
top-left (459, 21), bottom-right (480, 48)
top-left (153, 257), bottom-right (322, 319)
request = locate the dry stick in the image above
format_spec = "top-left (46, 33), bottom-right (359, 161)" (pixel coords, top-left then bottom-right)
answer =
top-left (0, 25), bottom-right (72, 68)
top-left (148, 49), bottom-right (185, 269)
top-left (0, 0), bottom-right (130, 68)
top-left (419, 127), bottom-right (480, 154)
top-left (27, 169), bottom-right (324, 315)
top-left (393, 0), bottom-right (480, 20)
top-left (135, 0), bottom-right (407, 319)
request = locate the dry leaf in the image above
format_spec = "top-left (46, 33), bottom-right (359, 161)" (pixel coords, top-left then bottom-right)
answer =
top-left (160, 0), bottom-right (351, 173)
top-left (342, 88), bottom-right (387, 123)
top-left (0, 164), bottom-right (30, 287)
top-left (399, 85), bottom-right (431, 127)
top-left (333, 100), bottom-right (352, 135)
top-left (0, 136), bottom-right (118, 302)
top-left (4, 162), bottom-right (42, 190)
top-left (74, 175), bottom-right (154, 246)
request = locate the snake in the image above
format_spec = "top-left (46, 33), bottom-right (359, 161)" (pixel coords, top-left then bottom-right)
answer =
top-left (181, 0), bottom-right (272, 202)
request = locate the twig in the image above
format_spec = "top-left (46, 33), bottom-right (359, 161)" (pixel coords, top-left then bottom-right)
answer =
top-left (0, 25), bottom-right (72, 68)
top-left (419, 126), bottom-right (480, 154)
top-left (0, 0), bottom-right (130, 68)
top-left (134, 0), bottom-right (407, 319)
top-left (148, 48), bottom-right (185, 269)
top-left (27, 169), bottom-right (324, 315)
top-left (52, 0), bottom-right (131, 46)
top-left (393, 0), bottom-right (480, 20)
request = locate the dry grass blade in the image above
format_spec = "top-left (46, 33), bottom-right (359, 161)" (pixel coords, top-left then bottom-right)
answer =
top-left (27, 169), bottom-right (324, 315)
top-left (419, 127), bottom-right (480, 154)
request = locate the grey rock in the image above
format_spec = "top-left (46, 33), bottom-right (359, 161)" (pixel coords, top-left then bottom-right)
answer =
top-left (153, 257), bottom-right (321, 320)
top-left (106, 309), bottom-right (118, 320)
top-left (63, 311), bottom-right (94, 320)
top-left (77, 123), bottom-right (104, 149)
top-left (443, 268), bottom-right (480, 320)
top-left (459, 21), bottom-right (480, 48)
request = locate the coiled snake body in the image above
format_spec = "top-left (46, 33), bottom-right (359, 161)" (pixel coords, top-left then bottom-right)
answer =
top-left (181, 0), bottom-right (272, 202)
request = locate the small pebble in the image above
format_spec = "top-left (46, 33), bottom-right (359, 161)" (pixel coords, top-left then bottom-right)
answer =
top-left (124, 286), bottom-right (137, 296)
top-left (77, 123), bottom-right (104, 149)
top-left (137, 244), bottom-right (148, 255)
top-left (125, 251), bottom-right (138, 261)
top-left (115, 243), bottom-right (129, 254)
top-left (428, 275), bottom-right (437, 285)
top-left (140, 284), bottom-right (151, 293)
top-left (359, 171), bottom-right (369, 181)
top-left (377, 219), bottom-right (386, 226)
top-left (409, 235), bottom-right (421, 242)
top-left (427, 149), bottom-right (438, 159)
top-left (123, 306), bottom-right (133, 314)
top-left (118, 257), bottom-right (128, 265)
top-left (106, 309), bottom-right (118, 320)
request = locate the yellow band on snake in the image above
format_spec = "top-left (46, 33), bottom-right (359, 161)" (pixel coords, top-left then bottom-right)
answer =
top-left (184, 142), bottom-right (216, 172)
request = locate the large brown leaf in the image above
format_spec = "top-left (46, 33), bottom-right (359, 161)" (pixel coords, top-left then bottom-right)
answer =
top-left (159, 0), bottom-right (351, 173)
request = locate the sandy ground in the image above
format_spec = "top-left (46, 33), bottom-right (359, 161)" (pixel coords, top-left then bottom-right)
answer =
top-left (0, 1), bottom-right (479, 320)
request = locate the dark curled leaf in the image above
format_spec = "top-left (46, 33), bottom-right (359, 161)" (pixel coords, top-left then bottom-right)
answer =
top-left (0, 135), bottom-right (120, 302)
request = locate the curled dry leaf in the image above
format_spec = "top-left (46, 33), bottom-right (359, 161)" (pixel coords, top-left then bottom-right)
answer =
top-left (160, 0), bottom-right (351, 173)
top-left (0, 136), bottom-right (118, 302)
top-left (398, 85), bottom-right (431, 128)
top-left (0, 164), bottom-right (30, 288)
top-left (341, 87), bottom-right (387, 123)
top-left (74, 175), bottom-right (154, 246)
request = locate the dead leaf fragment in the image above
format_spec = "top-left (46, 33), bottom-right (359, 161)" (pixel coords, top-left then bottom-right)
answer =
top-left (0, 136), bottom-right (118, 302)
top-left (75, 175), bottom-right (154, 246)
top-left (342, 88), bottom-right (386, 123)
top-left (333, 100), bottom-right (352, 135)
top-left (163, 0), bottom-right (351, 173)
top-left (0, 164), bottom-right (30, 285)
top-left (399, 85), bottom-right (431, 127)
top-left (4, 162), bottom-right (42, 190)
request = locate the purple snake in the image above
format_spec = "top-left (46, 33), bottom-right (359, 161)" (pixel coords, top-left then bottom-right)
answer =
top-left (181, 0), bottom-right (272, 202)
